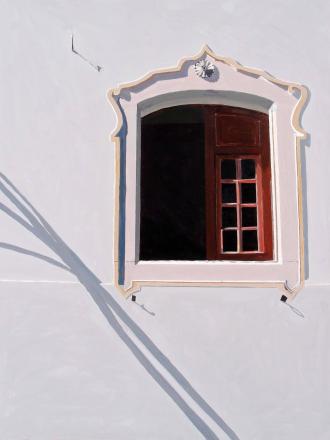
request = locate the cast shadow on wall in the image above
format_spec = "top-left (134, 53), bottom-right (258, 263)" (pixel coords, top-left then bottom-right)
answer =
top-left (0, 173), bottom-right (240, 440)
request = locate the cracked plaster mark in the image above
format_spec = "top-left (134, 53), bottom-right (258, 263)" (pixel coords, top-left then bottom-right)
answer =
top-left (71, 34), bottom-right (102, 72)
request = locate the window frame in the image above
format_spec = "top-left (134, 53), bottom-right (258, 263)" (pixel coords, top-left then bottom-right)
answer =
top-left (108, 46), bottom-right (308, 298)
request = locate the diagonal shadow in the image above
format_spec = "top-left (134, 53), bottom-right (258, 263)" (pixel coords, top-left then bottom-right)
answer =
top-left (0, 242), bottom-right (71, 272)
top-left (0, 173), bottom-right (240, 440)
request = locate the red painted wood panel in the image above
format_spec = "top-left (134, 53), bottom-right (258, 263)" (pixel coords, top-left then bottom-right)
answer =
top-left (215, 114), bottom-right (261, 147)
top-left (205, 105), bottom-right (273, 261)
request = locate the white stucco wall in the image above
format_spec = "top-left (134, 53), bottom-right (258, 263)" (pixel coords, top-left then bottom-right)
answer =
top-left (0, 1), bottom-right (329, 439)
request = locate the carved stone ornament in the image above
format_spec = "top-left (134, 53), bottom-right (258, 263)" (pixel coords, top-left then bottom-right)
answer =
top-left (194, 59), bottom-right (215, 78)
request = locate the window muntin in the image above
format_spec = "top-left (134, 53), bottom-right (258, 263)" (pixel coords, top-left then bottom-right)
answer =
top-left (217, 156), bottom-right (260, 254)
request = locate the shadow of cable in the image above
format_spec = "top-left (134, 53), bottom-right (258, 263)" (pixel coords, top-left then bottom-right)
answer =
top-left (0, 173), bottom-right (240, 440)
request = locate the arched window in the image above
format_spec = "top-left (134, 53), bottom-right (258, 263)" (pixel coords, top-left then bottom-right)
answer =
top-left (108, 46), bottom-right (308, 297)
top-left (140, 105), bottom-right (273, 261)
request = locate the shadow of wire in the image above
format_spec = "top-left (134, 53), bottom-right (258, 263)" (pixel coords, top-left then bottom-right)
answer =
top-left (0, 173), bottom-right (240, 440)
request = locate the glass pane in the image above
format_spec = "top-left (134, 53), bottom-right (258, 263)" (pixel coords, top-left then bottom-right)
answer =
top-left (221, 160), bottom-right (236, 179)
top-left (241, 183), bottom-right (256, 203)
top-left (242, 230), bottom-right (258, 251)
top-left (223, 230), bottom-right (237, 252)
top-left (242, 207), bottom-right (257, 227)
top-left (241, 159), bottom-right (256, 179)
top-left (222, 184), bottom-right (236, 203)
top-left (222, 207), bottom-right (237, 228)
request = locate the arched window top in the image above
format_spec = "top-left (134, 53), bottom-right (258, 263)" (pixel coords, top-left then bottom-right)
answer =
top-left (108, 46), bottom-right (309, 299)
top-left (109, 45), bottom-right (308, 141)
top-left (138, 90), bottom-right (273, 117)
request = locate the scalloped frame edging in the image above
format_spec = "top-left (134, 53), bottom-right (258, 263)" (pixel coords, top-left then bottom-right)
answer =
top-left (107, 45), bottom-right (309, 301)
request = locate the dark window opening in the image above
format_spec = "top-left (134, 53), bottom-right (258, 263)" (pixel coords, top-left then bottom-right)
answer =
top-left (140, 105), bottom-right (273, 261)
top-left (140, 106), bottom-right (205, 260)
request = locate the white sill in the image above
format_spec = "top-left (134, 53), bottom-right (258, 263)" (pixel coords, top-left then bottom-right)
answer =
top-left (136, 259), bottom-right (279, 265)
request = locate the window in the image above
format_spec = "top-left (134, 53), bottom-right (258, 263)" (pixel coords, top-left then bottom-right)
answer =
top-left (205, 106), bottom-right (273, 261)
top-left (139, 105), bottom-right (273, 261)
top-left (108, 46), bottom-right (308, 296)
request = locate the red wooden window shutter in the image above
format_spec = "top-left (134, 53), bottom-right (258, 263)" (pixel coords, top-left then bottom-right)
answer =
top-left (205, 106), bottom-right (273, 260)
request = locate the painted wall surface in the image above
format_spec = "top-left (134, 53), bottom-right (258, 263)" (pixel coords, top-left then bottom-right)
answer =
top-left (0, 1), bottom-right (329, 439)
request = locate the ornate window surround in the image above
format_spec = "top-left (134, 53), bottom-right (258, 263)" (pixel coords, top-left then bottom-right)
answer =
top-left (108, 45), bottom-right (308, 299)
